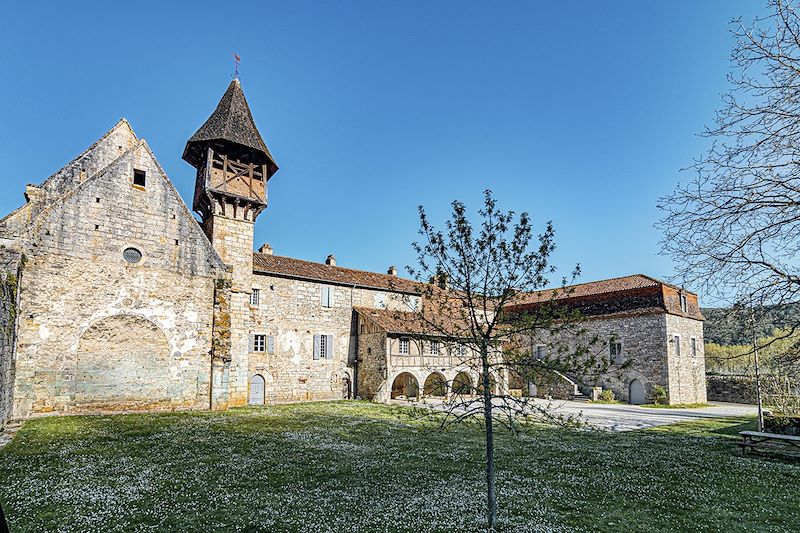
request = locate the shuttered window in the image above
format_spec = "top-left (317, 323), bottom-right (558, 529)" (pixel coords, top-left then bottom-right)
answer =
top-left (267, 335), bottom-right (275, 354)
top-left (320, 286), bottom-right (333, 308)
top-left (313, 334), bottom-right (334, 359)
top-left (250, 334), bottom-right (266, 353)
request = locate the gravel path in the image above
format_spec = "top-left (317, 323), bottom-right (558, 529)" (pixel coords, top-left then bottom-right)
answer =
top-left (397, 398), bottom-right (758, 432)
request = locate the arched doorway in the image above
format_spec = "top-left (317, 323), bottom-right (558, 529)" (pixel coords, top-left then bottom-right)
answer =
top-left (76, 314), bottom-right (171, 408)
top-left (342, 374), bottom-right (352, 399)
top-left (391, 372), bottom-right (419, 399)
top-left (452, 372), bottom-right (473, 395)
top-left (249, 374), bottom-right (265, 405)
top-left (629, 379), bottom-right (645, 405)
top-left (423, 372), bottom-right (447, 397)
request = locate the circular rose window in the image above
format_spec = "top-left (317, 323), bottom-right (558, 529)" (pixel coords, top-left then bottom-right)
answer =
top-left (123, 247), bottom-right (143, 263)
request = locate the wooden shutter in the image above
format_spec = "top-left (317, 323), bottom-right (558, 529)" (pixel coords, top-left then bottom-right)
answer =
top-left (267, 335), bottom-right (275, 354)
top-left (248, 334), bottom-right (255, 352)
top-left (313, 334), bottom-right (321, 360)
top-left (321, 286), bottom-right (332, 308)
top-left (326, 334), bottom-right (334, 358)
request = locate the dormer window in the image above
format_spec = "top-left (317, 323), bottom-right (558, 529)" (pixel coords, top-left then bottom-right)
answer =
top-left (679, 293), bottom-right (688, 312)
top-left (133, 169), bottom-right (146, 187)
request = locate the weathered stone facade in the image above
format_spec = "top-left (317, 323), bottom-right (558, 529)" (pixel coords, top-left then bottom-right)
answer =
top-left (0, 120), bottom-right (228, 425)
top-left (0, 81), bottom-right (707, 427)
top-left (512, 276), bottom-right (707, 405)
top-left (245, 268), bottom-right (421, 403)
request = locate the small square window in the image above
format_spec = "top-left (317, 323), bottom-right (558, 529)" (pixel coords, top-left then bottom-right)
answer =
top-left (399, 338), bottom-right (409, 355)
top-left (133, 169), bottom-right (146, 187)
top-left (250, 288), bottom-right (260, 306)
top-left (430, 341), bottom-right (440, 355)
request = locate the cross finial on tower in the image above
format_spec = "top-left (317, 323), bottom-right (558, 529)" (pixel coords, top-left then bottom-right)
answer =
top-left (233, 53), bottom-right (241, 79)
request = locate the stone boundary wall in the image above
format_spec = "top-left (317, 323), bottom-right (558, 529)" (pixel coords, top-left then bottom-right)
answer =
top-left (706, 374), bottom-right (756, 404)
top-left (0, 248), bottom-right (22, 428)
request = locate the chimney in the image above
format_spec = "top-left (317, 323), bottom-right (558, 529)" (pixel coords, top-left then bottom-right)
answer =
top-left (258, 243), bottom-right (273, 255)
top-left (387, 266), bottom-right (398, 276)
top-left (326, 254), bottom-right (336, 266)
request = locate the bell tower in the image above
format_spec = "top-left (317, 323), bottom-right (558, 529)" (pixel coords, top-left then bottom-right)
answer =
top-left (183, 78), bottom-right (278, 288)
top-left (184, 78), bottom-right (278, 408)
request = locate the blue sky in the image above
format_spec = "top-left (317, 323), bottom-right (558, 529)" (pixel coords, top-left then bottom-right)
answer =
top-left (0, 1), bottom-right (764, 298)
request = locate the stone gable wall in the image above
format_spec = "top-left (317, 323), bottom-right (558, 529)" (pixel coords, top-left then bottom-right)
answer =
top-left (9, 142), bottom-right (223, 420)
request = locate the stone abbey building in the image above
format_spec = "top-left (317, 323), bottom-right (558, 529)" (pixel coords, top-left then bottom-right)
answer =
top-left (0, 80), bottom-right (706, 427)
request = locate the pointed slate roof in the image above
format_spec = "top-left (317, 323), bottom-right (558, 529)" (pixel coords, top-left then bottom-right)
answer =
top-left (183, 79), bottom-right (278, 178)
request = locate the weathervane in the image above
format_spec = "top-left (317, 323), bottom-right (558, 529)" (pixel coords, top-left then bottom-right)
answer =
top-left (233, 53), bottom-right (241, 79)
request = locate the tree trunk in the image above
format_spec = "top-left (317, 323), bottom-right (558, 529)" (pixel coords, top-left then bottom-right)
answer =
top-left (481, 346), bottom-right (497, 531)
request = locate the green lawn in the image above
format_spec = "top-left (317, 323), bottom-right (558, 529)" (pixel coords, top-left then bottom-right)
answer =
top-left (0, 402), bottom-right (797, 532)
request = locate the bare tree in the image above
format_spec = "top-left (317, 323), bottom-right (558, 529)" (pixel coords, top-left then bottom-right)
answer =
top-left (658, 0), bottom-right (800, 362)
top-left (402, 190), bottom-right (612, 531)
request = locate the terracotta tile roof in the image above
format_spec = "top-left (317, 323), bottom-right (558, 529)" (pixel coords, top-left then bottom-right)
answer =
top-left (505, 274), bottom-right (703, 321)
top-left (354, 306), bottom-right (471, 336)
top-left (252, 253), bottom-right (423, 294)
top-left (510, 274), bottom-right (666, 305)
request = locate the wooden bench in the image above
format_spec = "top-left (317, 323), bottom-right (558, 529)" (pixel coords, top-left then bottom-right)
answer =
top-left (739, 430), bottom-right (800, 456)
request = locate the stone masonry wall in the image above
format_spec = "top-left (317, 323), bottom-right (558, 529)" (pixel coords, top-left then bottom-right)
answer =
top-left (0, 248), bottom-right (22, 427)
top-left (246, 272), bottom-right (420, 403)
top-left (665, 314), bottom-right (707, 404)
top-left (355, 328), bottom-right (387, 400)
top-left (706, 374), bottom-right (756, 404)
top-left (528, 313), bottom-right (673, 403)
top-left (204, 213), bottom-right (255, 408)
top-left (9, 139), bottom-right (225, 420)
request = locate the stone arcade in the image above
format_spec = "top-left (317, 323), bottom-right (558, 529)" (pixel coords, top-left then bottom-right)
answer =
top-left (0, 80), bottom-right (707, 427)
